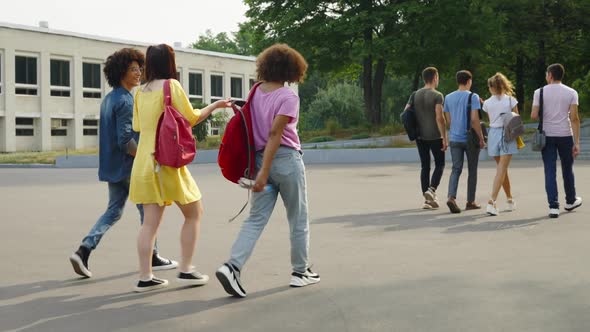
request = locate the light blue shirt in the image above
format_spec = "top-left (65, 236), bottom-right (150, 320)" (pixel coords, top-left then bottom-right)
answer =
top-left (444, 90), bottom-right (481, 143)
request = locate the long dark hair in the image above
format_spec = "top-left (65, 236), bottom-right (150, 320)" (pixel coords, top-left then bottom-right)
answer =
top-left (144, 44), bottom-right (177, 83)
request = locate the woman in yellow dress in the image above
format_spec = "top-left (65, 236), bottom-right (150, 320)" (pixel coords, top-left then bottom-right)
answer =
top-left (130, 44), bottom-right (230, 292)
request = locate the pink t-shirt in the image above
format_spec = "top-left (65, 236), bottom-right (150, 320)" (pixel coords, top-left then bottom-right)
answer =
top-left (532, 83), bottom-right (578, 137)
top-left (251, 86), bottom-right (301, 151)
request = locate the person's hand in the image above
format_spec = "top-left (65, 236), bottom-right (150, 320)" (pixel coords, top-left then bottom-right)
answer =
top-left (573, 144), bottom-right (580, 159)
top-left (214, 98), bottom-right (232, 109)
top-left (479, 138), bottom-right (485, 149)
top-left (252, 170), bottom-right (269, 192)
top-left (441, 138), bottom-right (448, 152)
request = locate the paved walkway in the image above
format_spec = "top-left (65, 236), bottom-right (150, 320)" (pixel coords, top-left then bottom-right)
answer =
top-left (1, 161), bottom-right (589, 331)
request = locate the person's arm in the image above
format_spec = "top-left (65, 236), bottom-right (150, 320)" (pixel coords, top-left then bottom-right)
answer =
top-left (471, 109), bottom-right (485, 148)
top-left (531, 90), bottom-right (540, 120)
top-left (115, 99), bottom-right (137, 156)
top-left (197, 100), bottom-right (232, 125)
top-left (570, 105), bottom-right (581, 158)
top-left (435, 104), bottom-right (447, 151)
top-left (253, 115), bottom-right (291, 192)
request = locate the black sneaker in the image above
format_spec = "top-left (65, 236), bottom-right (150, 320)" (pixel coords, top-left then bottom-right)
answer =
top-left (177, 271), bottom-right (210, 286)
top-left (290, 268), bottom-right (320, 287)
top-left (133, 276), bottom-right (169, 293)
top-left (216, 263), bottom-right (246, 298)
top-left (152, 253), bottom-right (178, 271)
top-left (69, 246), bottom-right (92, 278)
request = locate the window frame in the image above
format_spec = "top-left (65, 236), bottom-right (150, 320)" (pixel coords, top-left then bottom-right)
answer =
top-left (230, 75), bottom-right (244, 100)
top-left (82, 60), bottom-right (102, 99)
top-left (15, 117), bottom-right (35, 136)
top-left (210, 73), bottom-right (224, 102)
top-left (188, 70), bottom-right (204, 99)
top-left (0, 50), bottom-right (4, 95)
top-left (83, 117), bottom-right (99, 136)
top-left (15, 53), bottom-right (39, 96)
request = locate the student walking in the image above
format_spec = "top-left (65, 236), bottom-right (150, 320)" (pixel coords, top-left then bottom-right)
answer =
top-left (531, 63), bottom-right (582, 218)
top-left (69, 48), bottom-right (176, 278)
top-left (405, 67), bottom-right (447, 209)
top-left (130, 44), bottom-right (230, 292)
top-left (216, 44), bottom-right (319, 298)
top-left (483, 73), bottom-right (519, 216)
top-left (443, 70), bottom-right (485, 213)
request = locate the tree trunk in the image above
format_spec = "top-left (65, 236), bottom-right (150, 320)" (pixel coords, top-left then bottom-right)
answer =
top-left (412, 66), bottom-right (421, 92)
top-left (515, 54), bottom-right (525, 113)
top-left (371, 59), bottom-right (386, 125)
top-left (363, 54), bottom-right (373, 122)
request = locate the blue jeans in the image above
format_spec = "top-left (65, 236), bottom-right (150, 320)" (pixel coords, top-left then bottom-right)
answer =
top-left (542, 136), bottom-right (577, 209)
top-left (228, 147), bottom-right (310, 274)
top-left (81, 179), bottom-right (157, 252)
top-left (448, 141), bottom-right (480, 202)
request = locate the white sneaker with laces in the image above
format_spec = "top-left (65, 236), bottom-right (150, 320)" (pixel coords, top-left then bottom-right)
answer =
top-left (486, 201), bottom-right (499, 216)
top-left (505, 199), bottom-right (516, 212)
top-left (423, 188), bottom-right (439, 208)
top-left (216, 263), bottom-right (246, 298)
top-left (290, 268), bottom-right (320, 287)
top-left (549, 208), bottom-right (560, 218)
top-left (564, 197), bottom-right (582, 211)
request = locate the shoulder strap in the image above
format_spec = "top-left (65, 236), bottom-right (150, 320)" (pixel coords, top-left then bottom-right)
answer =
top-left (466, 92), bottom-right (474, 130)
top-left (246, 82), bottom-right (263, 102)
top-left (163, 79), bottom-right (172, 106)
top-left (538, 88), bottom-right (544, 131)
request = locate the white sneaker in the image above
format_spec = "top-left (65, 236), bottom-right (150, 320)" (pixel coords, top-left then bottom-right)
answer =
top-left (216, 263), bottom-right (246, 298)
top-left (290, 268), bottom-right (320, 287)
top-left (423, 188), bottom-right (439, 208)
top-left (549, 208), bottom-right (560, 218)
top-left (564, 197), bottom-right (582, 212)
top-left (486, 201), bottom-right (499, 216)
top-left (505, 199), bottom-right (516, 212)
top-left (422, 202), bottom-right (434, 209)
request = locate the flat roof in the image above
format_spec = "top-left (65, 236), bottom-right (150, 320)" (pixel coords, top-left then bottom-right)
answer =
top-left (0, 21), bottom-right (256, 62)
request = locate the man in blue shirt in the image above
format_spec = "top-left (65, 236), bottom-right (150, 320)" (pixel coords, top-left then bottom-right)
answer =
top-left (443, 70), bottom-right (485, 213)
top-left (69, 48), bottom-right (176, 277)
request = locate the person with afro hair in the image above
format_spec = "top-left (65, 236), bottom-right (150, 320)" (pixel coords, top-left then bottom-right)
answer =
top-left (69, 48), bottom-right (177, 278)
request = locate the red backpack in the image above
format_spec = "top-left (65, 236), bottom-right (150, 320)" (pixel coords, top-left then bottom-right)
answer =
top-left (218, 82), bottom-right (262, 183)
top-left (154, 79), bottom-right (196, 168)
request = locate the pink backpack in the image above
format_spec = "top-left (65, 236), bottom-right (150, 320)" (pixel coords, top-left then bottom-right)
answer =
top-left (154, 80), bottom-right (196, 168)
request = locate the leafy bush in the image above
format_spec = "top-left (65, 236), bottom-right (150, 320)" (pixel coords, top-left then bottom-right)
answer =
top-left (351, 133), bottom-right (370, 140)
top-left (378, 124), bottom-right (405, 136)
top-left (306, 136), bottom-right (336, 143)
top-left (573, 70), bottom-right (590, 116)
top-left (304, 83), bottom-right (366, 130)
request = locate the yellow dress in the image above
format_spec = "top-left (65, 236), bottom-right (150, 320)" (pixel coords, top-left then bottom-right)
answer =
top-left (129, 79), bottom-right (202, 206)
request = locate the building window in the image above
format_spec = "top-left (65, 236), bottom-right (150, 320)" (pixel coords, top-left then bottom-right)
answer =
top-left (50, 59), bottom-right (71, 97)
top-left (83, 63), bottom-right (101, 98)
top-left (188, 72), bottom-right (203, 105)
top-left (15, 55), bottom-right (38, 95)
top-left (176, 70), bottom-right (182, 84)
top-left (210, 74), bottom-right (223, 102)
top-left (51, 119), bottom-right (68, 136)
top-left (0, 53), bottom-right (3, 94)
top-left (83, 119), bottom-right (98, 136)
top-left (15, 117), bottom-right (35, 136)
top-left (249, 78), bottom-right (256, 90)
top-left (231, 77), bottom-right (243, 99)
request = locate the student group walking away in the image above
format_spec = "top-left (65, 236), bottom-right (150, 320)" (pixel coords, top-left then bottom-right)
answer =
top-left (215, 44), bottom-right (320, 298)
top-left (531, 63), bottom-right (582, 218)
top-left (403, 67), bottom-right (447, 210)
top-left (69, 48), bottom-right (177, 279)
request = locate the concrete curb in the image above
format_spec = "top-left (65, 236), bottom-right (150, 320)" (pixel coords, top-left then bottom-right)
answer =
top-left (0, 163), bottom-right (55, 168)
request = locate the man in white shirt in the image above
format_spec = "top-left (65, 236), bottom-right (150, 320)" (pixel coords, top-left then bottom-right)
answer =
top-left (531, 63), bottom-right (582, 218)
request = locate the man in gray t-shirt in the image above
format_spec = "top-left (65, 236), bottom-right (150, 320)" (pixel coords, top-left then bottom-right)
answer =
top-left (405, 67), bottom-right (447, 209)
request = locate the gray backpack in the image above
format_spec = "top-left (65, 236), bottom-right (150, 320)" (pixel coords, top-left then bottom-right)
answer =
top-left (501, 97), bottom-right (524, 142)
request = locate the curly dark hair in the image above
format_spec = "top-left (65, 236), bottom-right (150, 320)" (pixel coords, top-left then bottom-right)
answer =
top-left (103, 48), bottom-right (145, 88)
top-left (256, 44), bottom-right (307, 84)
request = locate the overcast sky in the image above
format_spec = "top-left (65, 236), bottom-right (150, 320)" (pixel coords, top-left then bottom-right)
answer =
top-left (0, 0), bottom-right (249, 47)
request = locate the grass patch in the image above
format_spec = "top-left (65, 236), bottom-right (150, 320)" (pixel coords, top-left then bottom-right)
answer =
top-left (350, 133), bottom-right (371, 140)
top-left (306, 136), bottom-right (336, 143)
top-left (0, 148), bottom-right (99, 164)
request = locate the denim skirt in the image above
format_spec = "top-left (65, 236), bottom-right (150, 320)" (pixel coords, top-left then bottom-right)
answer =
top-left (487, 127), bottom-right (518, 157)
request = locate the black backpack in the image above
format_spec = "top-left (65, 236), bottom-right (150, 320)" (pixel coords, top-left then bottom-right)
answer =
top-left (401, 92), bottom-right (418, 141)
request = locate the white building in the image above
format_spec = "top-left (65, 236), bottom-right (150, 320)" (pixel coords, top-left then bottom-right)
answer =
top-left (0, 21), bottom-right (258, 152)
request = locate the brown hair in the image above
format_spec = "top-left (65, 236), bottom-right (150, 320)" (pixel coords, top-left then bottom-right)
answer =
top-left (256, 44), bottom-right (308, 83)
top-left (144, 44), bottom-right (177, 82)
top-left (456, 70), bottom-right (472, 85)
top-left (422, 67), bottom-right (438, 84)
top-left (547, 63), bottom-right (565, 81)
top-left (103, 48), bottom-right (145, 88)
top-left (487, 72), bottom-right (514, 96)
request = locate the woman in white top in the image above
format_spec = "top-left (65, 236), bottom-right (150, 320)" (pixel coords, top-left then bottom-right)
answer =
top-left (482, 73), bottom-right (518, 216)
